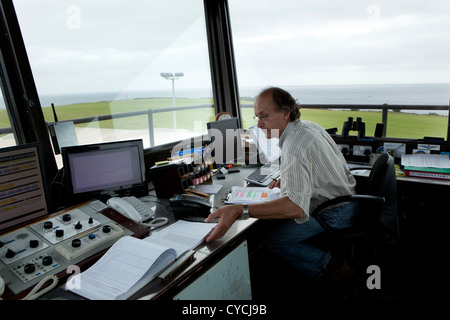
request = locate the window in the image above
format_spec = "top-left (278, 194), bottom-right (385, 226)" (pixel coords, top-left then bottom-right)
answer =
top-left (12, 0), bottom-right (214, 158)
top-left (0, 92), bottom-right (16, 148)
top-left (229, 0), bottom-right (450, 139)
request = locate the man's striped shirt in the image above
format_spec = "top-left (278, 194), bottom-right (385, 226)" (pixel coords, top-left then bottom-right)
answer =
top-left (279, 120), bottom-right (356, 223)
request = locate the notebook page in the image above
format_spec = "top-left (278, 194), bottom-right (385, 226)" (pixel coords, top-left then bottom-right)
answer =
top-left (144, 220), bottom-right (216, 257)
top-left (67, 236), bottom-right (176, 300)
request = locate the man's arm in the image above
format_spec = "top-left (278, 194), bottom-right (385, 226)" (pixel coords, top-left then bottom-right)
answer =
top-left (204, 196), bottom-right (303, 242)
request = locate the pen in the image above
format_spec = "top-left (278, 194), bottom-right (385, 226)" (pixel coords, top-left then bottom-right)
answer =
top-left (271, 178), bottom-right (278, 182)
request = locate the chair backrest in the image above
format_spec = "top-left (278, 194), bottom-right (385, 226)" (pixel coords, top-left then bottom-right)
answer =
top-left (366, 153), bottom-right (399, 235)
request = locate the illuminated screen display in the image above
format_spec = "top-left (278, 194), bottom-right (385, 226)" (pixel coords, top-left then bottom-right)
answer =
top-left (62, 139), bottom-right (148, 201)
top-left (0, 143), bottom-right (48, 232)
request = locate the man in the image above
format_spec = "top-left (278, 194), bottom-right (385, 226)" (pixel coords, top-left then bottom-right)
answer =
top-left (205, 87), bottom-right (357, 283)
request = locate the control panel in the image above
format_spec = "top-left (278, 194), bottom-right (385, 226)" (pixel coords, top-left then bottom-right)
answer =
top-left (352, 145), bottom-right (372, 157)
top-left (0, 200), bottom-right (148, 299)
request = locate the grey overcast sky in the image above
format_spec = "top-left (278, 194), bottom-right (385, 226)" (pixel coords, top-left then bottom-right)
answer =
top-left (12, 0), bottom-right (450, 94)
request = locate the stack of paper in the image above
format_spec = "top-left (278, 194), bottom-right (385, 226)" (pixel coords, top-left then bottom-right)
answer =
top-left (66, 236), bottom-right (176, 300)
top-left (143, 220), bottom-right (216, 257)
top-left (401, 154), bottom-right (450, 180)
top-left (401, 154), bottom-right (450, 168)
top-left (66, 220), bottom-right (216, 300)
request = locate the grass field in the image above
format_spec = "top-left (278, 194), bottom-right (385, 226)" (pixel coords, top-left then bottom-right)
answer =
top-left (1, 98), bottom-right (448, 139)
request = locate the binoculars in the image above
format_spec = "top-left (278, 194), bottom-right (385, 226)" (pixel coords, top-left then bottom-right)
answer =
top-left (342, 117), bottom-right (365, 139)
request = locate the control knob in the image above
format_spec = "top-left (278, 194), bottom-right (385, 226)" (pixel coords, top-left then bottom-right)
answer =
top-left (43, 221), bottom-right (53, 229)
top-left (42, 256), bottom-right (53, 266)
top-left (24, 263), bottom-right (36, 274)
top-left (62, 214), bottom-right (71, 222)
top-left (71, 239), bottom-right (81, 248)
top-left (5, 248), bottom-right (15, 259)
top-left (102, 225), bottom-right (111, 233)
top-left (29, 239), bottom-right (39, 248)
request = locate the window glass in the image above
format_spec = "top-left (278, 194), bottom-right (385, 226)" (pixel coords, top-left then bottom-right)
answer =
top-left (0, 92), bottom-right (16, 148)
top-left (13, 0), bottom-right (214, 155)
top-left (229, 0), bottom-right (450, 139)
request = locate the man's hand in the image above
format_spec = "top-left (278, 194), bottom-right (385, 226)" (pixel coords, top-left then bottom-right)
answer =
top-left (269, 178), bottom-right (280, 189)
top-left (204, 204), bottom-right (243, 242)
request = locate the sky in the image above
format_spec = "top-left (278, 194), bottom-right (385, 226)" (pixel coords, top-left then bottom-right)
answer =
top-left (10, 0), bottom-right (450, 95)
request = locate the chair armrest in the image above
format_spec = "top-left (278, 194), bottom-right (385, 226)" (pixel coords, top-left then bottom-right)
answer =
top-left (311, 195), bottom-right (384, 218)
top-left (311, 194), bottom-right (385, 238)
top-left (351, 194), bottom-right (384, 203)
top-left (349, 166), bottom-right (372, 171)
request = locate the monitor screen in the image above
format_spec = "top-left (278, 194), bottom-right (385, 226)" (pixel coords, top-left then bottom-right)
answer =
top-left (62, 139), bottom-right (148, 202)
top-left (0, 143), bottom-right (49, 233)
top-left (249, 125), bottom-right (281, 164)
top-left (207, 118), bottom-right (244, 166)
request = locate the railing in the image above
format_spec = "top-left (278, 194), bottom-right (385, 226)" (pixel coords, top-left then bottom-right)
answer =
top-left (1, 103), bottom-right (449, 145)
top-left (63, 104), bottom-right (214, 147)
top-left (243, 103), bottom-right (450, 140)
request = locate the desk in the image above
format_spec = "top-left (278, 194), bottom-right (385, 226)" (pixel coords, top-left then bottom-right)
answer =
top-left (132, 166), bottom-right (258, 300)
top-left (37, 166), bottom-right (259, 300)
top-left (144, 163), bottom-right (450, 301)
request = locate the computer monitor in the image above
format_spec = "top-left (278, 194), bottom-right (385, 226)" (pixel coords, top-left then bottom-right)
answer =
top-left (249, 125), bottom-right (281, 164)
top-left (0, 143), bottom-right (49, 233)
top-left (206, 118), bottom-right (244, 167)
top-left (61, 139), bottom-right (148, 203)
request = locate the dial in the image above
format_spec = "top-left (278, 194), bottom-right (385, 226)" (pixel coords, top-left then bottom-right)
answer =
top-left (24, 263), bottom-right (36, 274)
top-left (215, 112), bottom-right (233, 121)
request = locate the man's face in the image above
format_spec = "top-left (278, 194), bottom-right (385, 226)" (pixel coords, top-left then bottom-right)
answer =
top-left (254, 93), bottom-right (290, 139)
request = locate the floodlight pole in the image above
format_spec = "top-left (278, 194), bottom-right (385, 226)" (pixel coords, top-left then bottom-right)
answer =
top-left (160, 72), bottom-right (184, 140)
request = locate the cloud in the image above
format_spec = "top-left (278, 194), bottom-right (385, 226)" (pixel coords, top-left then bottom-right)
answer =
top-left (11, 0), bottom-right (450, 95)
top-left (230, 0), bottom-right (450, 86)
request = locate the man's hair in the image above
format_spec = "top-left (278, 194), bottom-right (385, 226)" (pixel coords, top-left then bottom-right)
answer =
top-left (258, 87), bottom-right (301, 121)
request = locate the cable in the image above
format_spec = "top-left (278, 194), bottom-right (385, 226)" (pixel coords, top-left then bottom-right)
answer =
top-left (21, 275), bottom-right (59, 300)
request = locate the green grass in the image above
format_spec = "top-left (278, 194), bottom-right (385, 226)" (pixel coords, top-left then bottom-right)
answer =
top-left (40, 98), bottom-right (218, 132)
top-left (1, 98), bottom-right (447, 139)
top-left (240, 105), bottom-right (448, 139)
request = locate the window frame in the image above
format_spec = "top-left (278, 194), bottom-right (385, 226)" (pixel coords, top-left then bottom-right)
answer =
top-left (0, 0), bottom-right (58, 181)
top-left (3, 0), bottom-right (449, 175)
top-left (0, 0), bottom-right (242, 179)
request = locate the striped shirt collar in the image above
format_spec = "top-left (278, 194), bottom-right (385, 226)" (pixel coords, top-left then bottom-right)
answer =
top-left (279, 119), bottom-right (300, 148)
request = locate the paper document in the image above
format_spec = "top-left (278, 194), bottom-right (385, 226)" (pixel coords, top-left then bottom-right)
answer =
top-left (191, 184), bottom-right (222, 194)
top-left (401, 154), bottom-right (450, 168)
top-left (67, 236), bottom-right (176, 300)
top-left (225, 186), bottom-right (280, 204)
top-left (143, 220), bottom-right (217, 257)
top-left (66, 221), bottom-right (216, 300)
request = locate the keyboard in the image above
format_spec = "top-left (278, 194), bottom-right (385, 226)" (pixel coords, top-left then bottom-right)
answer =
top-left (244, 163), bottom-right (280, 186)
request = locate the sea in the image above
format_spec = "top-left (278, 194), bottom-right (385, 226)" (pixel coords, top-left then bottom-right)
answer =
top-left (1, 83), bottom-right (449, 115)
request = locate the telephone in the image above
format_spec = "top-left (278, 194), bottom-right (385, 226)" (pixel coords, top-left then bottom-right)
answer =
top-left (169, 194), bottom-right (212, 218)
top-left (107, 196), bottom-right (153, 223)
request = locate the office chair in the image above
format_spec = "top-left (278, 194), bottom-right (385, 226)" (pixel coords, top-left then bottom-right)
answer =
top-left (310, 153), bottom-right (399, 263)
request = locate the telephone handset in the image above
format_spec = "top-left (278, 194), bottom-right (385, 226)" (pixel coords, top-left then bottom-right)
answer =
top-left (107, 196), bottom-right (153, 223)
top-left (169, 194), bottom-right (212, 218)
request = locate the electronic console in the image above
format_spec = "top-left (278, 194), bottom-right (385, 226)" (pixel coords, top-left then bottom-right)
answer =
top-left (0, 141), bottom-right (150, 299)
top-left (0, 200), bottom-right (148, 300)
